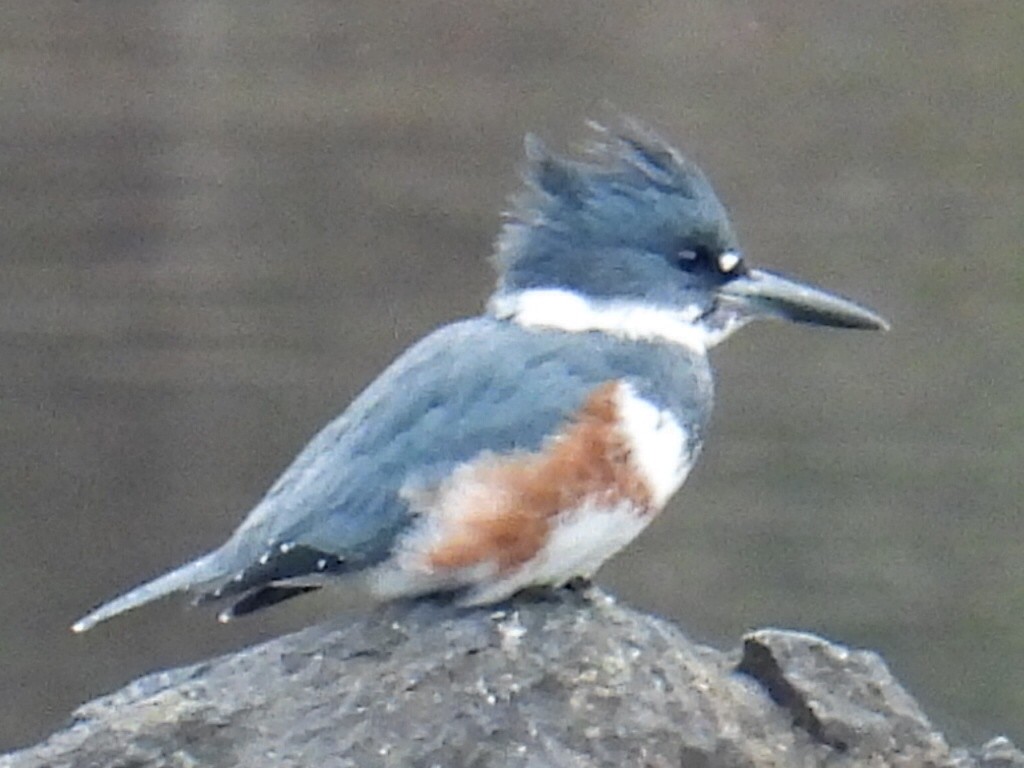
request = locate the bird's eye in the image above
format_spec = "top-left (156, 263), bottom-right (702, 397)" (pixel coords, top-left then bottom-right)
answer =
top-left (717, 250), bottom-right (743, 274)
top-left (673, 246), bottom-right (744, 276)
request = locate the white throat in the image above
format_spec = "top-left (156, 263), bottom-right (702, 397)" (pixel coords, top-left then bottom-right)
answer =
top-left (488, 288), bottom-right (744, 351)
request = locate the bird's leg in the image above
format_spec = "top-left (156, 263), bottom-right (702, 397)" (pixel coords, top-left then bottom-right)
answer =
top-left (563, 575), bottom-right (593, 593)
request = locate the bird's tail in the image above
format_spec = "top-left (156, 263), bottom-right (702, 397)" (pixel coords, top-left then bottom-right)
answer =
top-left (72, 550), bottom-right (226, 633)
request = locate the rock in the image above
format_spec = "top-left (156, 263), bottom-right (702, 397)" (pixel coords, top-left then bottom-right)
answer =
top-left (2, 588), bottom-right (1020, 768)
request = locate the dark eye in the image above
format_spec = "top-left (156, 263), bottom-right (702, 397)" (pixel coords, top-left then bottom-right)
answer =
top-left (674, 244), bottom-right (715, 267)
top-left (673, 246), bottom-right (745, 275)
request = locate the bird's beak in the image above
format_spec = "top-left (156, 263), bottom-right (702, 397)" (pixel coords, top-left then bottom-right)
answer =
top-left (718, 268), bottom-right (889, 330)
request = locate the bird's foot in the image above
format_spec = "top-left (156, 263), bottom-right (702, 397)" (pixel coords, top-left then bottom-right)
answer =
top-left (563, 575), bottom-right (594, 593)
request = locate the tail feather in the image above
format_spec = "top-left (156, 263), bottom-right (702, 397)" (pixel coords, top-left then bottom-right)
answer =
top-left (217, 585), bottom-right (320, 623)
top-left (72, 551), bottom-right (225, 633)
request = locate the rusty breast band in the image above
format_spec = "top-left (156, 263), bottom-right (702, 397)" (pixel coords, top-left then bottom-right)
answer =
top-left (411, 380), bottom-right (658, 574)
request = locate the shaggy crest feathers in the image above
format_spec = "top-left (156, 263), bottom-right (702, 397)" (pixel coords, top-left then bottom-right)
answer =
top-left (493, 120), bottom-right (737, 277)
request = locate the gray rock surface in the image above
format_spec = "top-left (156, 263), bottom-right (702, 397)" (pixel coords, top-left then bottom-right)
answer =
top-left (3, 589), bottom-right (1020, 768)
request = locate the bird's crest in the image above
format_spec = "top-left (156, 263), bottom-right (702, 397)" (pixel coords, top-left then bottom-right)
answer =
top-left (512, 120), bottom-right (717, 220)
top-left (494, 119), bottom-right (733, 276)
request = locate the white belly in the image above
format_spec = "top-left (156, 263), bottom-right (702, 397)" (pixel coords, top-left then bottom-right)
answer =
top-left (457, 500), bottom-right (651, 606)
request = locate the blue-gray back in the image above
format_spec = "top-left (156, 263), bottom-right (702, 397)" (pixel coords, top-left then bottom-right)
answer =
top-left (224, 317), bottom-right (714, 568)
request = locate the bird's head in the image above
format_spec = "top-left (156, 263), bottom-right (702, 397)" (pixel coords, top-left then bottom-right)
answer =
top-left (488, 123), bottom-right (888, 350)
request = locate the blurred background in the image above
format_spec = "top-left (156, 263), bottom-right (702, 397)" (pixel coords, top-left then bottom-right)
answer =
top-left (2, 0), bottom-right (1022, 751)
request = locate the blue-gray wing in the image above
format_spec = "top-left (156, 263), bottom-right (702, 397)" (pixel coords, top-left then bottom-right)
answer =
top-left (217, 316), bottom-right (711, 585)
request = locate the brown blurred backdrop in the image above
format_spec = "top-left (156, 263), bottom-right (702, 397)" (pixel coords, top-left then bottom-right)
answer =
top-left (2, 0), bottom-right (1022, 751)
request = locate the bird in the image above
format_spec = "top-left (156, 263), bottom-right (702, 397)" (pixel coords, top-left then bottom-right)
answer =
top-left (73, 121), bottom-right (888, 633)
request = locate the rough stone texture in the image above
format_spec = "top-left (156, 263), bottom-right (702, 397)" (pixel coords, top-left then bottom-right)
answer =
top-left (3, 589), bottom-right (1021, 768)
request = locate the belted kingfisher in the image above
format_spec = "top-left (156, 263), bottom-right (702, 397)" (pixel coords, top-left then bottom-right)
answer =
top-left (73, 123), bottom-right (887, 632)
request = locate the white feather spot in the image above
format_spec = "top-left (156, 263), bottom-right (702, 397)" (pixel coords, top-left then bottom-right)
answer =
top-left (717, 250), bottom-right (742, 273)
